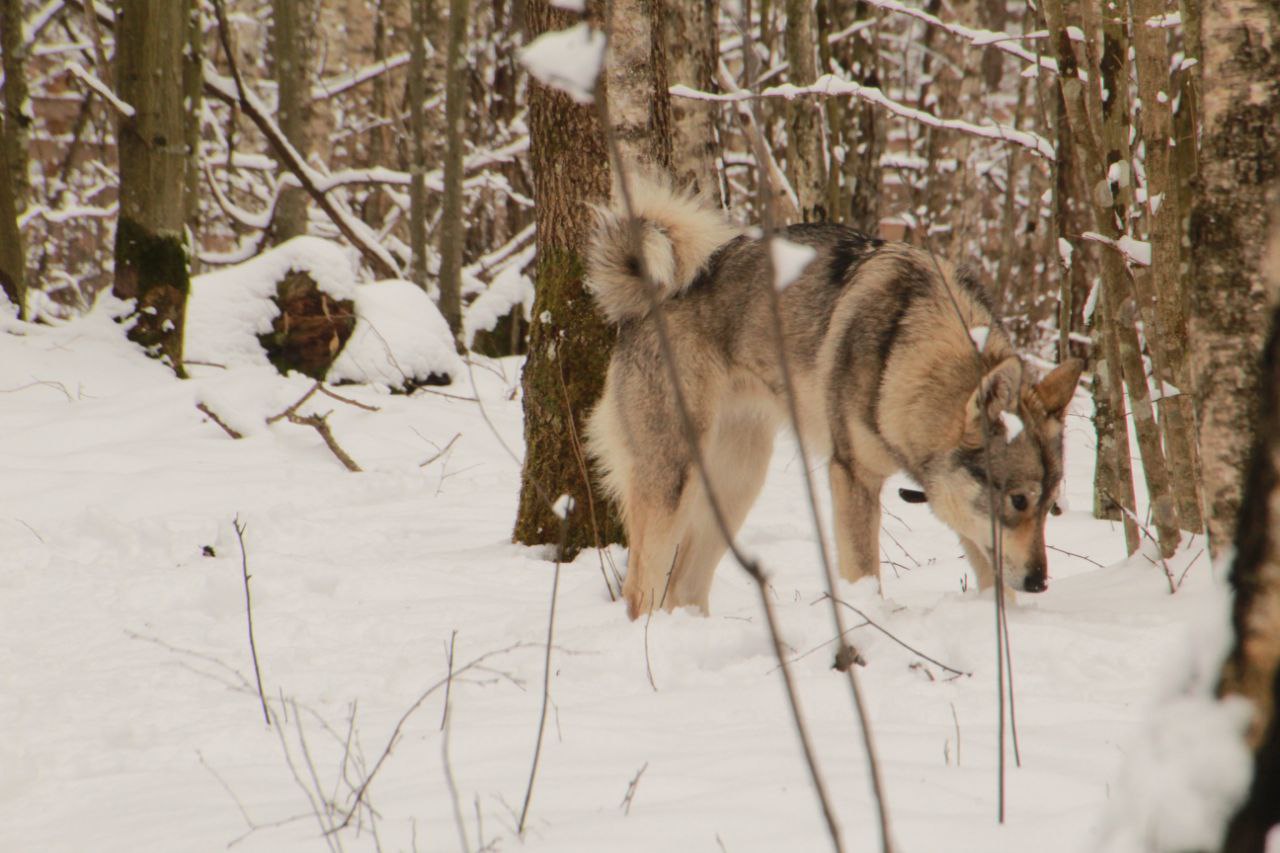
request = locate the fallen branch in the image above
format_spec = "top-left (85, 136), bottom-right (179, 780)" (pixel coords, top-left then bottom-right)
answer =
top-left (196, 402), bottom-right (243, 439)
top-left (820, 594), bottom-right (971, 678)
top-left (287, 411), bottom-right (362, 472)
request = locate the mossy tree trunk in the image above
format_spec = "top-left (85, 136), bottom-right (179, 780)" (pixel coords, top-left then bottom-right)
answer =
top-left (113, 0), bottom-right (193, 377)
top-left (1189, 0), bottom-right (1278, 560)
top-left (270, 0), bottom-right (313, 242)
top-left (0, 114), bottom-right (25, 319)
top-left (1, 0), bottom-right (30, 213)
top-left (437, 0), bottom-right (468, 339)
top-left (513, 0), bottom-right (624, 557)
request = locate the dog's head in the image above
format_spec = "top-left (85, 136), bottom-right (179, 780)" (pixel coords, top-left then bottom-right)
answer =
top-left (922, 357), bottom-right (1084, 593)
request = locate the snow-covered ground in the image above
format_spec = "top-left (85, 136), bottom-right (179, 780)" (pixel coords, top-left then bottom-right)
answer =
top-left (0, 298), bottom-right (1233, 853)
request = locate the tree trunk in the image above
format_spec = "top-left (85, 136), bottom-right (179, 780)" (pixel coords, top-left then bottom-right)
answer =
top-left (409, 0), bottom-right (430, 291)
top-left (665, 0), bottom-right (720, 200)
top-left (1219, 298), bottom-right (1280, 853)
top-left (113, 0), bottom-right (193, 378)
top-left (784, 0), bottom-right (827, 222)
top-left (0, 114), bottom-right (24, 319)
top-left (1131, 0), bottom-right (1203, 534)
top-left (514, 0), bottom-right (625, 556)
top-left (1042, 0), bottom-right (1181, 558)
top-left (270, 0), bottom-right (312, 242)
top-left (1189, 0), bottom-right (1278, 560)
top-left (437, 0), bottom-right (468, 339)
top-left (605, 0), bottom-right (672, 171)
top-left (1, 0), bottom-right (30, 212)
top-left (819, 0), bottom-right (881, 232)
top-left (184, 0), bottom-right (203, 273)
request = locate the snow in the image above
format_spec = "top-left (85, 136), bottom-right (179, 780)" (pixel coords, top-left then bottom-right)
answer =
top-left (969, 325), bottom-right (990, 351)
top-left (328, 280), bottom-right (463, 388)
top-left (770, 237), bottom-right (818, 291)
top-left (462, 263), bottom-right (535, 348)
top-left (187, 236), bottom-right (361, 369)
top-left (1000, 411), bottom-right (1024, 442)
top-left (0, 289), bottom-right (1254, 852)
top-left (1058, 237), bottom-right (1074, 270)
top-left (518, 23), bottom-right (606, 105)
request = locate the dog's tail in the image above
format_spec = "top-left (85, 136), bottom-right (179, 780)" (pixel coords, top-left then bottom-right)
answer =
top-left (586, 175), bottom-right (739, 323)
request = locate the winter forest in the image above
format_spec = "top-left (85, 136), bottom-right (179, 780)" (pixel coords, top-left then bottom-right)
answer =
top-left (2, 0), bottom-right (1279, 850)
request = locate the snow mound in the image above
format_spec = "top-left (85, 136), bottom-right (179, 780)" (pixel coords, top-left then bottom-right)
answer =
top-left (186, 237), bottom-right (360, 368)
top-left (327, 280), bottom-right (462, 388)
top-left (462, 264), bottom-right (534, 348)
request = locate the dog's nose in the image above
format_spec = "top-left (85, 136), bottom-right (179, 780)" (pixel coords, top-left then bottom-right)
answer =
top-left (1023, 575), bottom-right (1047, 593)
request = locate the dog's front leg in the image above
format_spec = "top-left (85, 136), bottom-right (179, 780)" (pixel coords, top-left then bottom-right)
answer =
top-left (830, 459), bottom-right (883, 586)
top-left (959, 536), bottom-right (996, 590)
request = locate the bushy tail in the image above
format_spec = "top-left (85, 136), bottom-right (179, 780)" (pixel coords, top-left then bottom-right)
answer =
top-left (586, 175), bottom-right (739, 323)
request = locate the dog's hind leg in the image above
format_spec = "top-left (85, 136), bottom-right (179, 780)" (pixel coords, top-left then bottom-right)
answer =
top-left (830, 458), bottom-right (884, 586)
top-left (621, 484), bottom-right (688, 620)
top-left (668, 409), bottom-right (775, 613)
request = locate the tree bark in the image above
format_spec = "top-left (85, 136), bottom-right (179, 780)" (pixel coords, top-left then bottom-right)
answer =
top-left (514, 0), bottom-right (625, 555)
top-left (1131, 0), bottom-right (1203, 534)
top-left (270, 0), bottom-right (312, 242)
top-left (1, 0), bottom-right (30, 212)
top-left (409, 0), bottom-right (431, 291)
top-left (1219, 301), bottom-right (1280, 853)
top-left (1043, 0), bottom-right (1181, 558)
top-left (665, 0), bottom-right (720, 200)
top-left (1189, 0), bottom-right (1278, 560)
top-left (605, 0), bottom-right (672, 171)
top-left (437, 0), bottom-right (468, 339)
top-left (784, 0), bottom-right (827, 222)
top-left (113, 0), bottom-right (193, 377)
top-left (184, 0), bottom-right (203, 271)
top-left (0, 113), bottom-right (24, 319)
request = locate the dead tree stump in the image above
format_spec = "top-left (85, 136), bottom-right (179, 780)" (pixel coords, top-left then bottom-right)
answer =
top-left (257, 270), bottom-right (356, 379)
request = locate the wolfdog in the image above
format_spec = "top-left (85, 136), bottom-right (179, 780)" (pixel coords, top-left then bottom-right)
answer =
top-left (584, 177), bottom-right (1083, 619)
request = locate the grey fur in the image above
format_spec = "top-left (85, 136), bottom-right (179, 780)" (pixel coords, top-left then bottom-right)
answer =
top-left (585, 180), bottom-right (1084, 618)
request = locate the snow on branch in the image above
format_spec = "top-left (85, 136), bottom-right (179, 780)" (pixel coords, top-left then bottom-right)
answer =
top-left (64, 61), bottom-right (134, 117)
top-left (673, 75), bottom-right (1056, 160)
top-left (312, 52), bottom-right (412, 101)
top-left (859, 0), bottom-right (1058, 74)
top-left (1082, 232), bottom-right (1153, 267)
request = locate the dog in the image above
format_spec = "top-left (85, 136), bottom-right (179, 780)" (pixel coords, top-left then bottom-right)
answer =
top-left (583, 176), bottom-right (1083, 619)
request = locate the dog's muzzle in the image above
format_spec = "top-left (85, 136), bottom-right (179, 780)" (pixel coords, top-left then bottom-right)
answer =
top-left (1022, 574), bottom-right (1048, 593)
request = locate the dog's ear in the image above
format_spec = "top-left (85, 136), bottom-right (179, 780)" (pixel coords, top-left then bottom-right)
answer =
top-left (966, 356), bottom-right (1023, 436)
top-left (1034, 358), bottom-right (1084, 421)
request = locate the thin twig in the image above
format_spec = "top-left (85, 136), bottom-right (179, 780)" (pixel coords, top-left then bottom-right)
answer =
top-left (821, 594), bottom-right (972, 678)
top-left (233, 516), bottom-right (271, 727)
top-left (594, 10), bottom-right (847, 847)
top-left (517, 515), bottom-right (569, 835)
top-left (267, 381), bottom-right (323, 425)
top-left (288, 411), bottom-right (363, 472)
top-left (196, 402), bottom-right (244, 439)
top-left (441, 633), bottom-right (470, 853)
top-left (421, 433), bottom-right (462, 468)
top-left (1047, 543), bottom-right (1106, 568)
top-left (620, 762), bottom-right (648, 815)
top-left (319, 384), bottom-right (381, 412)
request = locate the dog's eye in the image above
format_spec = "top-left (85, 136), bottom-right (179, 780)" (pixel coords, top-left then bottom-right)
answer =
top-left (1010, 493), bottom-right (1028, 512)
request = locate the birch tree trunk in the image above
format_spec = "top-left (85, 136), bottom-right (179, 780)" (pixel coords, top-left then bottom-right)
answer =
top-left (514, 0), bottom-right (625, 555)
top-left (1189, 0), bottom-right (1278, 560)
top-left (606, 0), bottom-right (671, 171)
top-left (113, 0), bottom-right (193, 377)
top-left (0, 114), bottom-right (24, 318)
top-left (665, 0), bottom-right (720, 200)
top-left (1, 0), bottom-right (30, 212)
top-left (784, 0), bottom-right (827, 222)
top-left (270, 0), bottom-right (312, 242)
